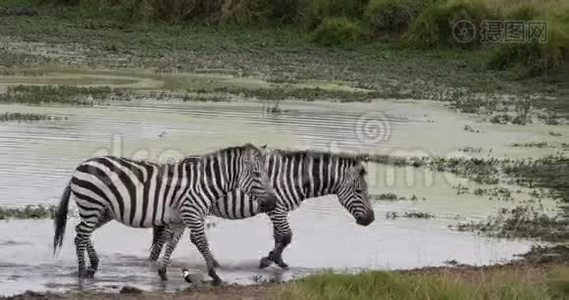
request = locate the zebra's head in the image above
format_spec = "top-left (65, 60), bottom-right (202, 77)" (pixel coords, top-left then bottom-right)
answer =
top-left (238, 144), bottom-right (278, 212)
top-left (337, 162), bottom-right (374, 226)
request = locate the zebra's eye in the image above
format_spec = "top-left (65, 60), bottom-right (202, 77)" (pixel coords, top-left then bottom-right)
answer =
top-left (355, 188), bottom-right (363, 193)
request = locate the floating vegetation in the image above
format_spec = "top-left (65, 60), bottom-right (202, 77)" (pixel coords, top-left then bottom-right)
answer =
top-left (181, 93), bottom-right (229, 102)
top-left (386, 211), bottom-right (435, 220)
top-left (372, 193), bottom-right (399, 201)
top-left (472, 187), bottom-right (514, 201)
top-left (0, 205), bottom-right (56, 220)
top-left (0, 112), bottom-right (65, 122)
top-left (453, 184), bottom-right (469, 195)
top-left (520, 245), bottom-right (569, 264)
top-left (549, 131), bottom-right (563, 137)
top-left (206, 86), bottom-right (379, 102)
top-left (490, 114), bottom-right (513, 125)
top-left (453, 206), bottom-right (569, 242)
top-left (511, 142), bottom-right (548, 148)
top-left (463, 125), bottom-right (481, 133)
top-left (430, 157), bottom-right (500, 185)
top-left (0, 85), bottom-right (117, 105)
top-left (372, 193), bottom-right (422, 201)
top-left (503, 156), bottom-right (569, 202)
top-left (365, 153), bottom-right (567, 203)
top-left (459, 146), bottom-right (483, 153)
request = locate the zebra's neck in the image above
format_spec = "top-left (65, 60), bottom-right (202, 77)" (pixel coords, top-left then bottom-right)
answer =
top-left (268, 152), bottom-right (346, 205)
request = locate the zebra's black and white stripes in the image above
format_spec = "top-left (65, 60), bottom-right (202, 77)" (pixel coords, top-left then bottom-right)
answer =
top-left (53, 144), bottom-right (277, 284)
top-left (150, 149), bottom-right (374, 269)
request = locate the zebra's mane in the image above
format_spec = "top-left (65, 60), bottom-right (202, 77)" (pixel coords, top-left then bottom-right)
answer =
top-left (180, 143), bottom-right (258, 164)
top-left (270, 149), bottom-right (365, 166)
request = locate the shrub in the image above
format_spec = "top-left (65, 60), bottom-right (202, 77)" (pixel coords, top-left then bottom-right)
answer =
top-left (270, 0), bottom-right (305, 23)
top-left (311, 17), bottom-right (362, 46)
top-left (304, 0), bottom-right (368, 29)
top-left (487, 7), bottom-right (569, 77)
top-left (405, 0), bottom-right (493, 48)
top-left (136, 0), bottom-right (222, 24)
top-left (364, 0), bottom-right (423, 36)
top-left (111, 0), bottom-right (302, 24)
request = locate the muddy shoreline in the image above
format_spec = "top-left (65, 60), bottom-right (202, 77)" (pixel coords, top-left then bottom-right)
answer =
top-left (5, 248), bottom-right (568, 300)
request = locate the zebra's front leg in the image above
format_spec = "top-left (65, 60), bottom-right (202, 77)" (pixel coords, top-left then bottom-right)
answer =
top-left (157, 225), bottom-right (184, 281)
top-left (187, 218), bottom-right (221, 285)
top-left (260, 212), bottom-right (292, 269)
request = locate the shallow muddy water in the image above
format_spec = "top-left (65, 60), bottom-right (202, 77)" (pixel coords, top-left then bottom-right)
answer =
top-left (0, 78), bottom-right (564, 295)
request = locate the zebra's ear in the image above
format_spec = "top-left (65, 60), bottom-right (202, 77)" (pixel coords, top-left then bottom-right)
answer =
top-left (260, 144), bottom-right (267, 150)
top-left (349, 164), bottom-right (366, 179)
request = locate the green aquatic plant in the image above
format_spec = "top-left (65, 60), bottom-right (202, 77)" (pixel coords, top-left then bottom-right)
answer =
top-left (454, 205), bottom-right (569, 241)
top-left (0, 205), bottom-right (56, 220)
top-left (0, 85), bottom-right (115, 105)
top-left (0, 112), bottom-right (65, 122)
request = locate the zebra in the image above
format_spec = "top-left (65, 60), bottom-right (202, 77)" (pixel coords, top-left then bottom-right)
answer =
top-left (149, 149), bottom-right (375, 271)
top-left (52, 144), bottom-right (278, 285)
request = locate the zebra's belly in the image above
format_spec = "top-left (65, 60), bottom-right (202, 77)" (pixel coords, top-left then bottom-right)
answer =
top-left (137, 206), bottom-right (182, 227)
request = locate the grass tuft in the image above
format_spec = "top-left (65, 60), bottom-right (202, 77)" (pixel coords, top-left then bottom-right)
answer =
top-left (277, 269), bottom-right (558, 300)
top-left (311, 17), bottom-right (363, 46)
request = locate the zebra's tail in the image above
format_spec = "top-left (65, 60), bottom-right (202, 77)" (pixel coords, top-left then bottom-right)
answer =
top-left (53, 183), bottom-right (71, 255)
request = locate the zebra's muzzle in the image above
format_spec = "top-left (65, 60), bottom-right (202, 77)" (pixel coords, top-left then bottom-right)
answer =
top-left (356, 209), bottom-right (375, 226)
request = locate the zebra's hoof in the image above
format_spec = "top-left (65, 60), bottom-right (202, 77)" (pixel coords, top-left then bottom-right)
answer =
top-left (212, 259), bottom-right (220, 268)
top-left (212, 277), bottom-right (222, 286)
top-left (259, 257), bottom-right (273, 269)
top-left (158, 268), bottom-right (168, 281)
top-left (276, 261), bottom-right (289, 269)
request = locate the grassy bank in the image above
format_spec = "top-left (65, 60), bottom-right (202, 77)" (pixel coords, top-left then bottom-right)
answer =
top-left (278, 267), bottom-right (567, 300)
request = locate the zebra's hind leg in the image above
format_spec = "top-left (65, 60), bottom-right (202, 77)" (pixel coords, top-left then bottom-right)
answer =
top-left (149, 226), bottom-right (169, 261)
top-left (74, 221), bottom-right (97, 278)
top-left (85, 212), bottom-right (113, 272)
top-left (157, 226), bottom-right (183, 281)
top-left (260, 212), bottom-right (292, 269)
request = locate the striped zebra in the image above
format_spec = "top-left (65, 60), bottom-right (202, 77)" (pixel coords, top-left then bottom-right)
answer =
top-left (149, 149), bottom-right (374, 271)
top-left (52, 144), bottom-right (278, 285)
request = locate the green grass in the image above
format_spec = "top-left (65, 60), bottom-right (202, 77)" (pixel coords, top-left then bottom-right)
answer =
top-left (277, 268), bottom-right (567, 300)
